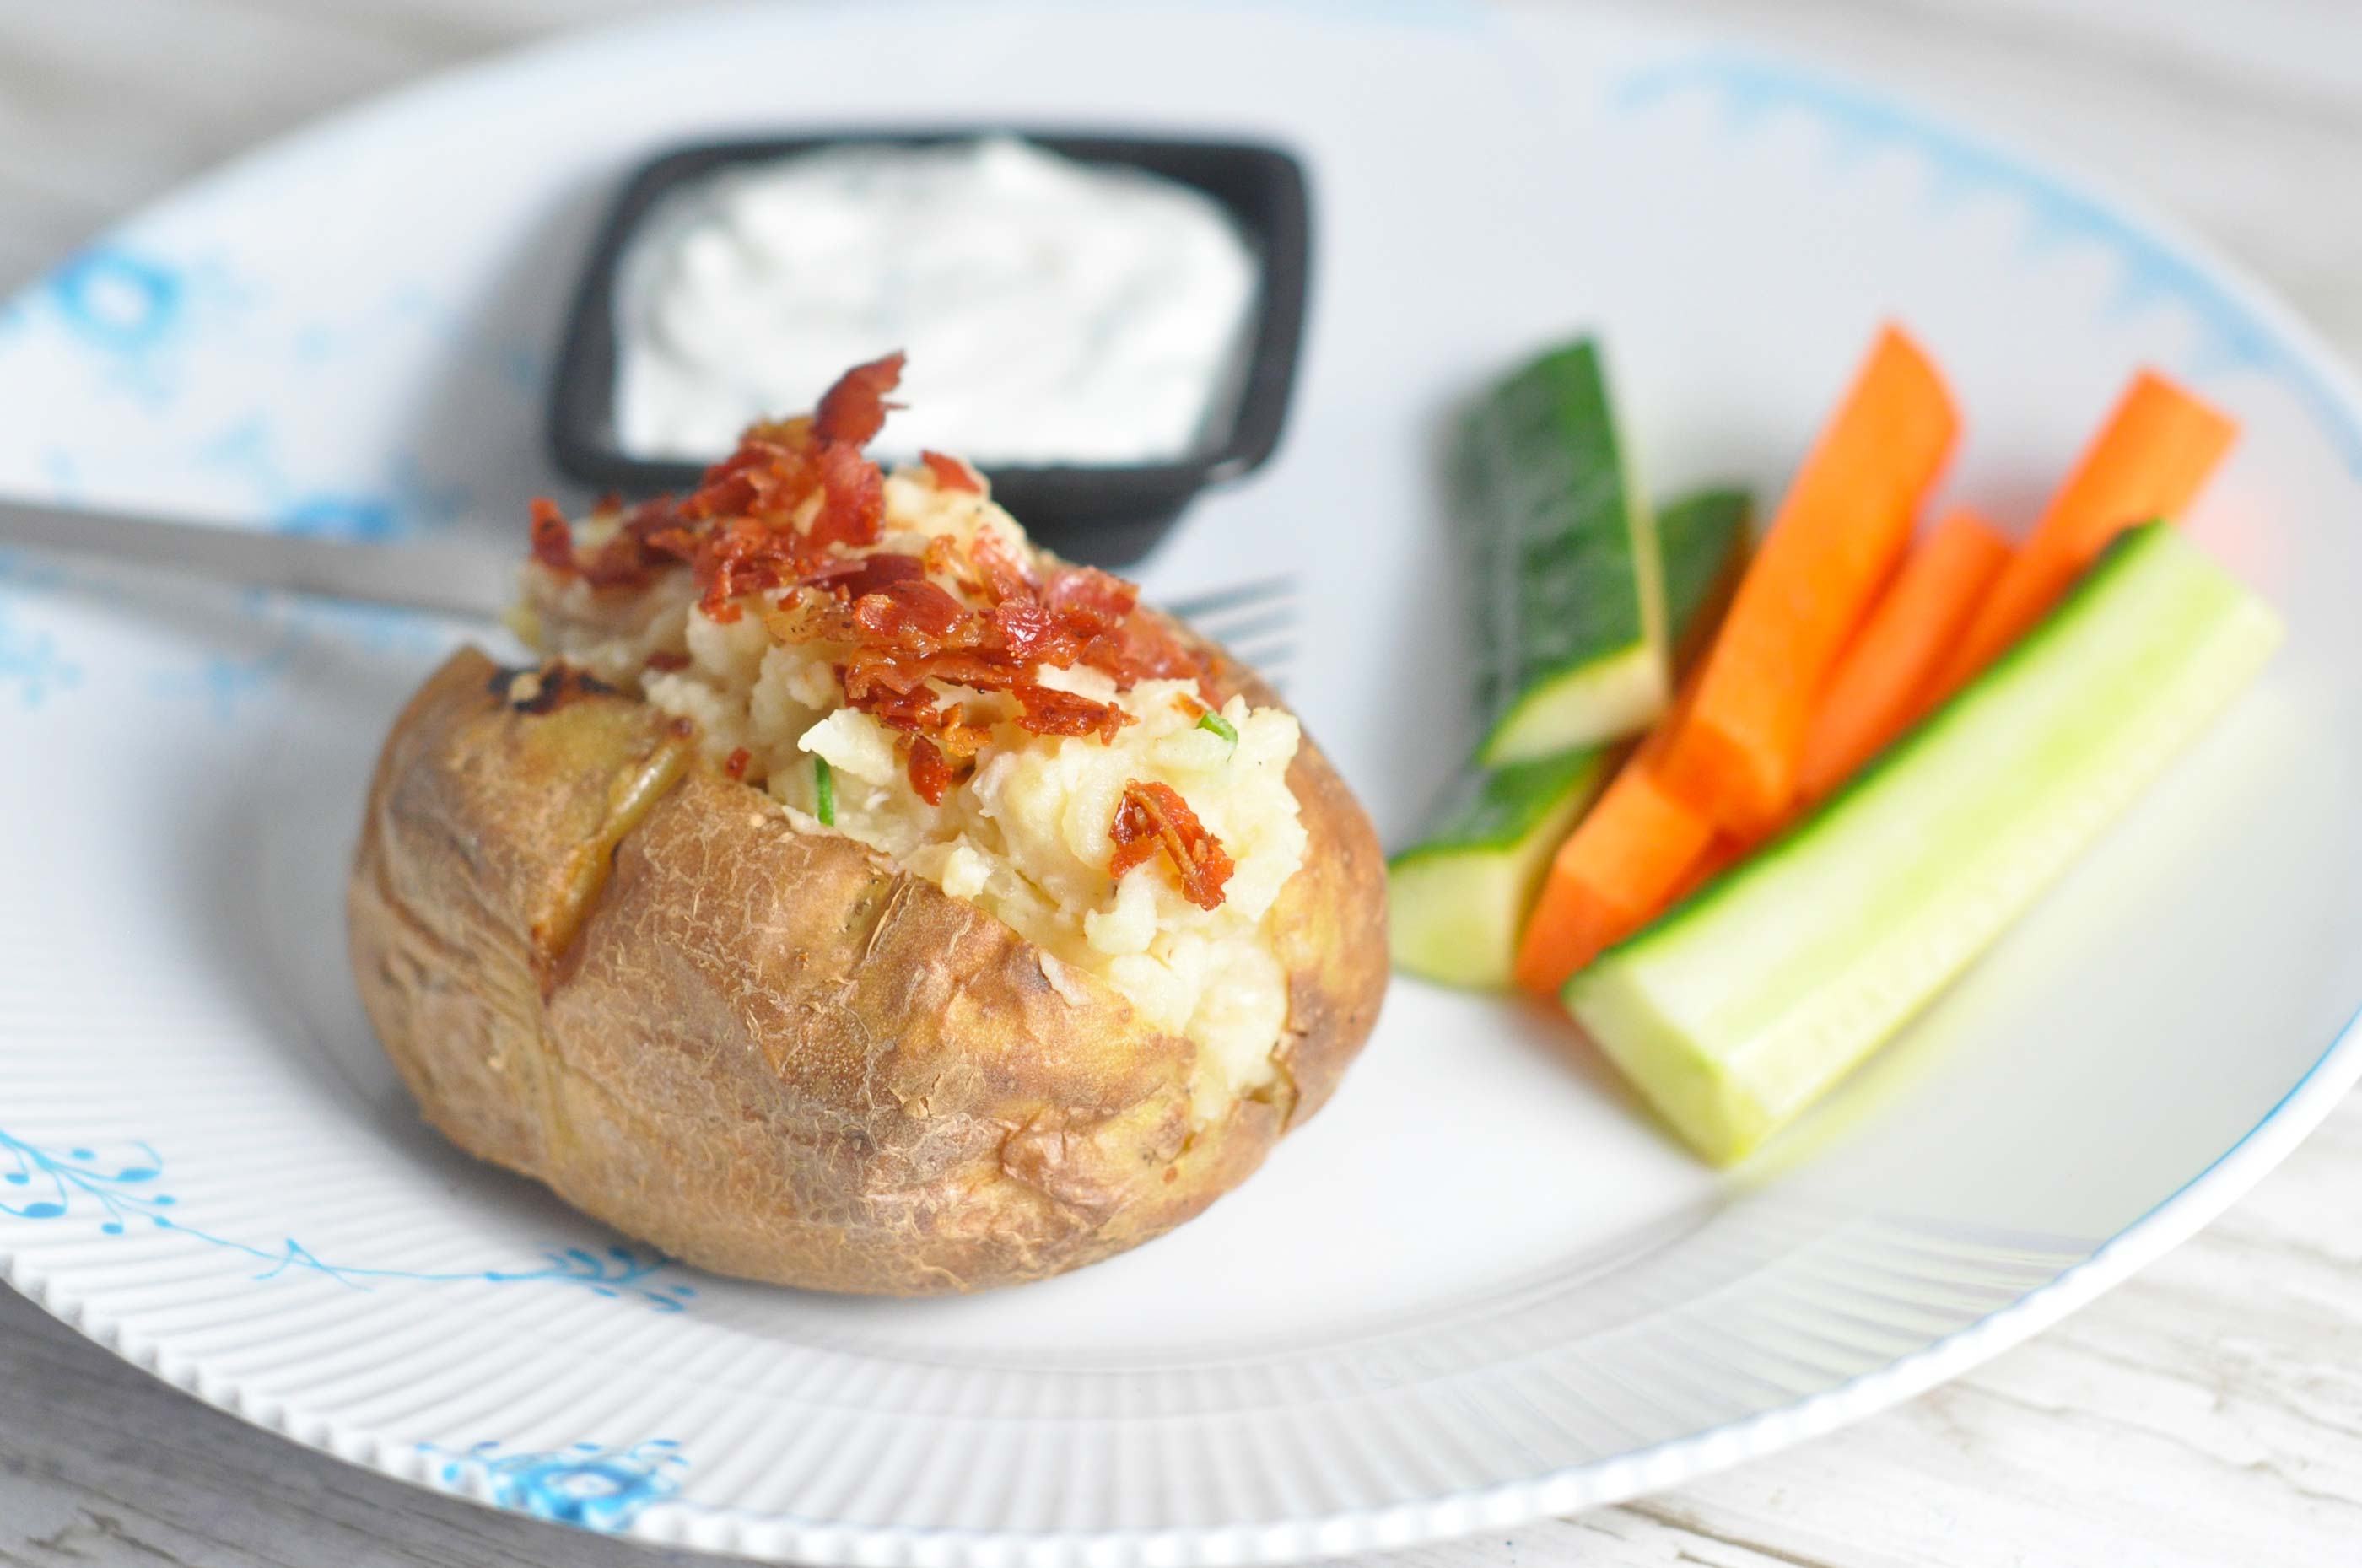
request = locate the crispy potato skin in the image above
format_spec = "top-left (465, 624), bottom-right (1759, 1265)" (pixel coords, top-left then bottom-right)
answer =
top-left (348, 641), bottom-right (1386, 1295)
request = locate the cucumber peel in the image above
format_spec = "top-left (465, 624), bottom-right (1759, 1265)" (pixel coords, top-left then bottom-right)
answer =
top-left (1656, 488), bottom-right (1752, 672)
top-left (1565, 522), bottom-right (2282, 1164)
top-left (1467, 340), bottom-right (1669, 764)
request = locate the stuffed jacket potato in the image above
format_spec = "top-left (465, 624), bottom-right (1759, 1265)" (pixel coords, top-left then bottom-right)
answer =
top-left (348, 355), bottom-right (1387, 1295)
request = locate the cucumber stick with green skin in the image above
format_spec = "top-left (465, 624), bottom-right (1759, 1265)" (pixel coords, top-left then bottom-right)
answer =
top-left (1655, 488), bottom-right (1753, 673)
top-left (1565, 523), bottom-right (2282, 1165)
top-left (1390, 486), bottom-right (1752, 989)
top-left (1468, 339), bottom-right (1669, 765)
top-left (1388, 748), bottom-right (1615, 989)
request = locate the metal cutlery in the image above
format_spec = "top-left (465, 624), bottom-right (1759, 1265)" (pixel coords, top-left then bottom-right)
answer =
top-left (0, 495), bottom-right (1297, 675)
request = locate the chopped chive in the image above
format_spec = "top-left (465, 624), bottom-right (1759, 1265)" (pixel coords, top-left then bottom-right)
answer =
top-left (813, 756), bottom-right (835, 826)
top-left (1197, 710), bottom-right (1239, 746)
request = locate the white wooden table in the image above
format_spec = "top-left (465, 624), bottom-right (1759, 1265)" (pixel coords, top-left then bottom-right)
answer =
top-left (5, 3), bottom-right (2360, 1564)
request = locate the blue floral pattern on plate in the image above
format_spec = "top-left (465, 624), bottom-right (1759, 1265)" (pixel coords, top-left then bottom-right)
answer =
top-left (0, 1127), bottom-right (697, 1311)
top-left (423, 1439), bottom-right (687, 1531)
top-left (0, 599), bottom-right (80, 708)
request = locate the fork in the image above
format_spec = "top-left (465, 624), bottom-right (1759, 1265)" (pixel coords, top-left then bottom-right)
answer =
top-left (0, 493), bottom-right (1297, 675)
top-left (1162, 574), bottom-right (1297, 678)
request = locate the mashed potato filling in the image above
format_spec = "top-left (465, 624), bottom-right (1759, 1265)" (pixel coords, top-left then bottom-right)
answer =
top-left (523, 464), bottom-right (1308, 1121)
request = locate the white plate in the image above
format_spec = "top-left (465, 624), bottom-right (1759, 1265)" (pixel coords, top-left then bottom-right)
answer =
top-left (3, 2), bottom-right (2359, 1562)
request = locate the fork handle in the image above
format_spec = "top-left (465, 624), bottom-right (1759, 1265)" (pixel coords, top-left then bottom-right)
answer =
top-left (0, 495), bottom-right (515, 620)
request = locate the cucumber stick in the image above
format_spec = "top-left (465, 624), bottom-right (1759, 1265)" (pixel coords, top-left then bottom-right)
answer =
top-left (1390, 486), bottom-right (1752, 989)
top-left (1468, 340), bottom-right (1669, 764)
top-left (1656, 488), bottom-right (1753, 672)
top-left (1389, 748), bottom-right (1615, 989)
top-left (1565, 523), bottom-right (2281, 1165)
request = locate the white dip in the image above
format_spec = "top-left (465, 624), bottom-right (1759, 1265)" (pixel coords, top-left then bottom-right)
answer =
top-left (613, 137), bottom-right (1261, 466)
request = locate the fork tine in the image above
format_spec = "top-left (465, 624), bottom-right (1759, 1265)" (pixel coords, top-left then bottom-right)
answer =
top-left (1192, 607), bottom-right (1294, 649)
top-left (1226, 641), bottom-right (1296, 676)
top-left (1159, 574), bottom-right (1296, 623)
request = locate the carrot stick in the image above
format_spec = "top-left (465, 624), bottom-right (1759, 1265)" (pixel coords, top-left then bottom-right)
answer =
top-left (1513, 676), bottom-right (1721, 995)
top-left (1928, 369), bottom-right (2235, 702)
top-left (1656, 325), bottom-right (1960, 836)
top-left (1794, 510), bottom-right (2013, 802)
top-left (1512, 742), bottom-right (1718, 994)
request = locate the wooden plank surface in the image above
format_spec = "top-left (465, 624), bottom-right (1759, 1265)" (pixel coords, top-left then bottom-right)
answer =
top-left (3, 2), bottom-right (2359, 1564)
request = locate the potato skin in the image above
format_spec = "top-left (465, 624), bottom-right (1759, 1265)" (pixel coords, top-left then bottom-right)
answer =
top-left (348, 644), bottom-right (1386, 1294)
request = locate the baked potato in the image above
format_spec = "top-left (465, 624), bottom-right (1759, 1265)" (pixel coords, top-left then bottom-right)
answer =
top-left (348, 356), bottom-right (1388, 1295)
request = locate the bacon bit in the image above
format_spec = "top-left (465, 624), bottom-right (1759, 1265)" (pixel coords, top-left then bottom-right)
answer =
top-left (645, 649), bottom-right (693, 672)
top-left (677, 425), bottom-right (806, 524)
top-left (838, 650), bottom-right (935, 705)
top-left (806, 436), bottom-right (887, 551)
top-left (907, 736), bottom-right (954, 806)
top-left (528, 498), bottom-right (577, 574)
top-left (1083, 614), bottom-right (1207, 689)
top-left (1013, 682), bottom-right (1133, 741)
top-left (851, 577), bottom-right (968, 643)
top-left (844, 671), bottom-right (950, 734)
top-left (1108, 780), bottom-right (1234, 911)
top-left (679, 516), bottom-right (790, 622)
top-left (814, 351), bottom-right (906, 445)
top-left (989, 595), bottom-right (1062, 663)
top-left (968, 531), bottom-right (1038, 606)
top-left (596, 498), bottom-right (695, 586)
top-left (932, 718), bottom-right (996, 760)
top-left (921, 449), bottom-right (981, 493)
top-left (1173, 692), bottom-right (1209, 719)
top-left (1042, 564), bottom-right (1139, 629)
top-left (922, 534), bottom-right (960, 581)
top-left (803, 552), bottom-right (926, 596)
top-left (528, 495), bottom-right (694, 590)
top-left (723, 746), bottom-right (752, 780)
top-left (664, 379), bottom-right (891, 620)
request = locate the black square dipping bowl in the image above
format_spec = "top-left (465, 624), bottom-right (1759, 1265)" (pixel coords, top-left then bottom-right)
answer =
top-left (548, 131), bottom-right (1312, 567)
